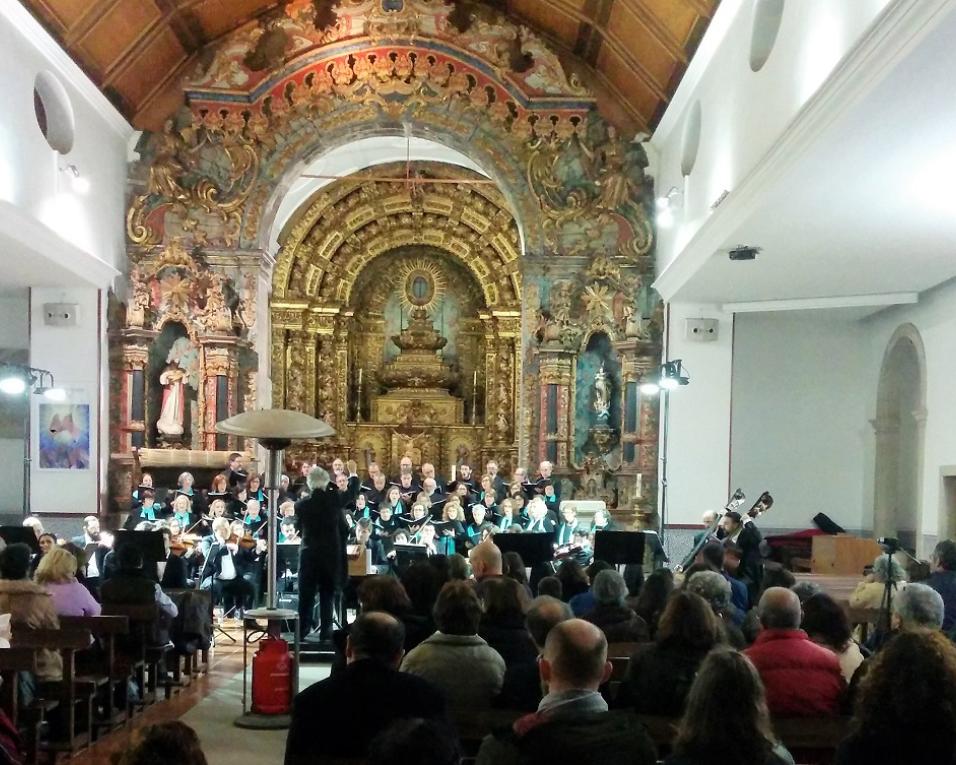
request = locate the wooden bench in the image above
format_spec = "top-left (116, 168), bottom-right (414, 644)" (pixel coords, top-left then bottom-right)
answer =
top-left (11, 626), bottom-right (95, 760)
top-left (0, 647), bottom-right (47, 765)
top-left (60, 614), bottom-right (130, 733)
top-left (100, 603), bottom-right (167, 707)
top-left (606, 642), bottom-right (640, 681)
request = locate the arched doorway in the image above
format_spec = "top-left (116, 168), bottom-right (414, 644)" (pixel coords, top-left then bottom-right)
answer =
top-left (873, 325), bottom-right (926, 551)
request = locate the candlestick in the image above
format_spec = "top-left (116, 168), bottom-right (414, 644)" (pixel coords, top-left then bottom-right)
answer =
top-left (451, 465), bottom-right (457, 482)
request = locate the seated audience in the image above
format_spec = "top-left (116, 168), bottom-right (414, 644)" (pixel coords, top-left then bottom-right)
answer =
top-left (478, 576), bottom-right (537, 665)
top-left (790, 580), bottom-right (823, 603)
top-left (619, 591), bottom-right (722, 716)
top-left (801, 592), bottom-right (864, 682)
top-left (118, 721), bottom-right (208, 765)
top-left (744, 587), bottom-right (844, 717)
top-left (836, 629), bottom-right (956, 765)
top-left (285, 612), bottom-right (446, 764)
top-left (34, 547), bottom-right (101, 617)
top-left (891, 581), bottom-right (944, 632)
top-left (496, 595), bottom-right (573, 711)
top-left (926, 539), bottom-right (956, 633)
top-left (685, 570), bottom-right (745, 647)
top-left (0, 543), bottom-right (62, 681)
top-left (477, 619), bottom-right (657, 765)
top-left (447, 553), bottom-right (470, 581)
top-left (101, 544), bottom-right (178, 648)
top-left (554, 560), bottom-right (590, 602)
top-left (568, 560), bottom-right (613, 617)
top-left (367, 718), bottom-right (460, 765)
top-left (849, 554), bottom-right (906, 610)
top-left (470, 540), bottom-right (505, 600)
top-left (401, 580), bottom-right (506, 711)
top-left (503, 551), bottom-right (529, 589)
top-left (699, 541), bottom-right (749, 614)
top-left (537, 576), bottom-right (562, 600)
top-left (633, 568), bottom-right (674, 638)
top-left (665, 648), bottom-right (795, 765)
top-left (584, 569), bottom-right (649, 643)
top-left (400, 562), bottom-right (442, 645)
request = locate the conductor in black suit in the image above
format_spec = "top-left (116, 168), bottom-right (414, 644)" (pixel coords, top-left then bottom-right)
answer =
top-left (294, 462), bottom-right (358, 639)
top-left (284, 611), bottom-right (447, 765)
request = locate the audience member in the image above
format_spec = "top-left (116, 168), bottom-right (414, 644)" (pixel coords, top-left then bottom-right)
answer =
top-left (496, 596), bottom-right (573, 711)
top-left (699, 541), bottom-right (748, 614)
top-left (685, 570), bottom-right (745, 647)
top-left (0, 543), bottom-right (62, 681)
top-left (478, 577), bottom-right (537, 665)
top-left (285, 612), bottom-right (445, 764)
top-left (34, 547), bottom-right (101, 617)
top-left (790, 580), bottom-right (823, 603)
top-left (113, 720), bottom-right (206, 765)
top-left (101, 544), bottom-right (178, 648)
top-left (744, 587), bottom-right (844, 717)
top-left (477, 620), bottom-right (657, 765)
top-left (801, 593), bottom-right (864, 682)
top-left (401, 561), bottom-right (442, 643)
top-left (666, 648), bottom-right (794, 765)
top-left (633, 568), bottom-right (674, 638)
top-left (836, 629), bottom-right (956, 765)
top-left (447, 553), bottom-right (470, 581)
top-left (926, 539), bottom-right (956, 632)
top-left (537, 576), bottom-right (562, 600)
top-left (117, 721), bottom-right (208, 765)
top-left (502, 552), bottom-right (529, 587)
top-left (849, 554), bottom-right (906, 610)
top-left (892, 582), bottom-right (944, 631)
top-left (367, 718), bottom-right (460, 765)
top-left (401, 581), bottom-right (505, 711)
top-left (554, 560), bottom-right (590, 602)
top-left (469, 541), bottom-right (505, 599)
top-left (584, 569), bottom-right (649, 643)
top-left (619, 591), bottom-right (722, 716)
top-left (568, 560), bottom-right (613, 617)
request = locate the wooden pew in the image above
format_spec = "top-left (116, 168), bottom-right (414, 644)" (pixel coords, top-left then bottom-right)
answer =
top-left (11, 626), bottom-right (95, 760)
top-left (60, 614), bottom-right (130, 733)
top-left (0, 647), bottom-right (46, 765)
top-left (100, 603), bottom-right (163, 707)
top-left (606, 642), bottom-right (640, 681)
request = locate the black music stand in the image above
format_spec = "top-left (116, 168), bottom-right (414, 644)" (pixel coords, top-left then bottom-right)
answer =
top-left (113, 530), bottom-right (166, 562)
top-left (0, 527), bottom-right (39, 553)
top-left (494, 533), bottom-right (555, 567)
top-left (594, 531), bottom-right (646, 565)
top-left (392, 543), bottom-right (428, 575)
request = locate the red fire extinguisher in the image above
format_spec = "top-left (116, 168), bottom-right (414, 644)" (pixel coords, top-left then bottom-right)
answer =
top-left (251, 637), bottom-right (292, 715)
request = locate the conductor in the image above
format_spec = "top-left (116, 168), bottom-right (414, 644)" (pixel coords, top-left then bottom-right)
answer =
top-left (294, 461), bottom-right (358, 640)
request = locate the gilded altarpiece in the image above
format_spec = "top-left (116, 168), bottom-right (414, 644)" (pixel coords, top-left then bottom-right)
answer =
top-left (116, 0), bottom-right (661, 526)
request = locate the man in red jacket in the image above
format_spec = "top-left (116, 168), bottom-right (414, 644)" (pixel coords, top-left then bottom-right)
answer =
top-left (744, 587), bottom-right (845, 717)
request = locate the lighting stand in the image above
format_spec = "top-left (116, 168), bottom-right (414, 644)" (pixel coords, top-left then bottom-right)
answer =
top-left (658, 387), bottom-right (671, 549)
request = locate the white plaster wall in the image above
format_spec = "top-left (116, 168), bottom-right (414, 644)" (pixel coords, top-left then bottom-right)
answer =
top-left (29, 288), bottom-right (102, 515)
top-left (860, 279), bottom-right (956, 552)
top-left (0, 3), bottom-right (130, 273)
top-left (662, 303), bottom-right (735, 529)
top-left (729, 312), bottom-right (868, 532)
top-left (652, 0), bottom-right (893, 273)
top-left (0, 293), bottom-right (30, 514)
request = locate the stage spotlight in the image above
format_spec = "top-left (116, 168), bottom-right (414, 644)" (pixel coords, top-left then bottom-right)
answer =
top-left (639, 380), bottom-right (661, 395)
top-left (41, 387), bottom-right (67, 402)
top-left (0, 376), bottom-right (26, 395)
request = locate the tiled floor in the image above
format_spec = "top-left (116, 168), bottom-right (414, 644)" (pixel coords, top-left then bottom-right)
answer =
top-left (69, 628), bottom-right (331, 765)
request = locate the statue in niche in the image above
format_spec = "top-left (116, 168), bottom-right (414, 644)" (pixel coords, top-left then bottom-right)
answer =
top-left (157, 363), bottom-right (187, 437)
top-left (593, 363), bottom-right (611, 421)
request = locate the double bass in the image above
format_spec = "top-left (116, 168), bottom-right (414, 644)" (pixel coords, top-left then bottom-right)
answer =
top-left (676, 489), bottom-right (773, 573)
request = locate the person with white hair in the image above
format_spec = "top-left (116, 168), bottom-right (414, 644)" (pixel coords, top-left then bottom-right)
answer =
top-left (850, 554), bottom-right (908, 610)
top-left (892, 582), bottom-right (945, 631)
top-left (524, 497), bottom-right (555, 535)
top-left (293, 459), bottom-right (358, 640)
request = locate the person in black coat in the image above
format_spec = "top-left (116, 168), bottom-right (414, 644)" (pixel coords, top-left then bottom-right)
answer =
top-left (284, 611), bottom-right (447, 765)
top-left (293, 463), bottom-right (357, 639)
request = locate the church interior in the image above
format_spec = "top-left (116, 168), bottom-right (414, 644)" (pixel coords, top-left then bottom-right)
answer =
top-left (2, 0), bottom-right (956, 763)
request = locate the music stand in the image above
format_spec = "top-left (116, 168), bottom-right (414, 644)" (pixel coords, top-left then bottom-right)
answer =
top-left (113, 530), bottom-right (166, 562)
top-left (593, 531), bottom-right (646, 565)
top-left (276, 543), bottom-right (300, 575)
top-left (493, 533), bottom-right (555, 567)
top-left (392, 543), bottom-right (428, 574)
top-left (0, 527), bottom-right (39, 553)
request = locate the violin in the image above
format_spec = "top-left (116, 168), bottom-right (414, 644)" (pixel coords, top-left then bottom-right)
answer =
top-left (228, 531), bottom-right (258, 550)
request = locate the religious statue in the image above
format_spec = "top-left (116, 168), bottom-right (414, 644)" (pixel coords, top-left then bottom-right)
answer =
top-left (593, 363), bottom-right (611, 420)
top-left (157, 363), bottom-right (187, 437)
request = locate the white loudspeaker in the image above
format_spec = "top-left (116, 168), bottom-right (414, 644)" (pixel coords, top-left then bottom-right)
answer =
top-left (684, 318), bottom-right (718, 342)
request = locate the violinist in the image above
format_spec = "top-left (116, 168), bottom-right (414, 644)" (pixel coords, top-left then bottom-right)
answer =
top-left (158, 526), bottom-right (189, 589)
top-left (278, 517), bottom-right (300, 544)
top-left (199, 518), bottom-right (256, 615)
top-left (231, 519), bottom-right (266, 608)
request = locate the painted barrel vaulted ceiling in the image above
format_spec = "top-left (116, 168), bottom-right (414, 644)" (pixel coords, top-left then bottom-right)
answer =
top-left (21, 0), bottom-right (717, 132)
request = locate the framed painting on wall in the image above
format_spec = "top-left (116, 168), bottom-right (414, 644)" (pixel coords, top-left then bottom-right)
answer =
top-left (37, 403), bottom-right (91, 470)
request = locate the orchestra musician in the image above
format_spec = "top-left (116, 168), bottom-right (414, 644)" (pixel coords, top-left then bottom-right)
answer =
top-left (720, 511), bottom-right (763, 593)
top-left (278, 517), bottom-right (300, 544)
top-left (70, 515), bottom-right (108, 593)
top-left (693, 510), bottom-right (724, 546)
top-left (199, 518), bottom-right (257, 616)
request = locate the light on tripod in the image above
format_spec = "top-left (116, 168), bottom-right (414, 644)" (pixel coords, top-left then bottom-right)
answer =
top-left (639, 359), bottom-right (690, 396)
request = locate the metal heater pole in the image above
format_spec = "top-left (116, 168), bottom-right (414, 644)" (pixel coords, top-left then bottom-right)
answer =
top-left (265, 445), bottom-right (284, 610)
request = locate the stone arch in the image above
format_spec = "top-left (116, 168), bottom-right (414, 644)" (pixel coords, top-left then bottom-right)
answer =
top-left (873, 323), bottom-right (927, 551)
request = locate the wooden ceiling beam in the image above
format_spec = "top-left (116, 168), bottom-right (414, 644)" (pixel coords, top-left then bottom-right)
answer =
top-left (621, 0), bottom-right (689, 62)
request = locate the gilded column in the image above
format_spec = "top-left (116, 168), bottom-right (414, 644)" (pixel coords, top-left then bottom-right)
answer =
top-left (202, 344), bottom-right (238, 450)
top-left (115, 340), bottom-right (150, 452)
top-left (538, 351), bottom-right (574, 467)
